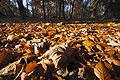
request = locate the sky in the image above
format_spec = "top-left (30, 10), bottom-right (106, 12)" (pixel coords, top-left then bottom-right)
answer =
top-left (10, 0), bottom-right (30, 7)
top-left (23, 0), bottom-right (32, 10)
top-left (10, 0), bottom-right (32, 11)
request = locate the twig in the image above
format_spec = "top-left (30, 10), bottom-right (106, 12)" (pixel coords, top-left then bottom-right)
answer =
top-left (14, 64), bottom-right (25, 80)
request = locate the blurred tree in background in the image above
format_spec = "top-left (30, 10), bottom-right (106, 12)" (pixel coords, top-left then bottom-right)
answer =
top-left (0, 0), bottom-right (120, 19)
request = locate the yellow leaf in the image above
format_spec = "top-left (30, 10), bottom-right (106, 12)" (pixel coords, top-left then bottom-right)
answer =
top-left (55, 75), bottom-right (65, 80)
top-left (42, 24), bottom-right (45, 27)
top-left (96, 44), bottom-right (103, 51)
top-left (103, 35), bottom-right (108, 39)
top-left (83, 40), bottom-right (94, 47)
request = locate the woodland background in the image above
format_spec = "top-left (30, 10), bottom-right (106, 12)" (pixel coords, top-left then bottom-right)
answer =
top-left (0, 0), bottom-right (120, 20)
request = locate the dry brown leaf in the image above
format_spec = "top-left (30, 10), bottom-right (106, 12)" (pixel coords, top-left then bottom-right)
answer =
top-left (103, 61), bottom-right (113, 71)
top-left (38, 45), bottom-right (69, 69)
top-left (99, 42), bottom-right (108, 48)
top-left (37, 58), bottom-right (55, 78)
top-left (0, 58), bottom-right (22, 75)
top-left (1, 39), bottom-right (6, 43)
top-left (22, 53), bottom-right (35, 59)
top-left (23, 44), bottom-right (31, 50)
top-left (84, 68), bottom-right (96, 80)
top-left (37, 58), bottom-right (53, 65)
top-left (0, 49), bottom-right (13, 66)
top-left (112, 59), bottom-right (120, 66)
top-left (94, 61), bottom-right (111, 80)
top-left (0, 28), bottom-right (2, 32)
top-left (25, 61), bottom-right (38, 74)
top-left (41, 62), bottom-right (47, 74)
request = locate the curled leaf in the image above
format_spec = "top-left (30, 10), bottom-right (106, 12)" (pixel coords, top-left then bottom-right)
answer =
top-left (0, 59), bottom-right (22, 75)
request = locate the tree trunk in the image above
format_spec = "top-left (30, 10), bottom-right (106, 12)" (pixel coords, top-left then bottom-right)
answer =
top-left (26, 0), bottom-right (28, 10)
top-left (62, 0), bottom-right (65, 19)
top-left (7, 7), bottom-right (15, 16)
top-left (32, 5), bottom-right (35, 17)
top-left (98, 0), bottom-right (120, 19)
top-left (59, 1), bottom-right (61, 19)
top-left (13, 0), bottom-right (17, 6)
top-left (31, 0), bottom-right (35, 17)
top-left (110, 0), bottom-right (120, 19)
top-left (7, 0), bottom-right (15, 16)
top-left (56, 1), bottom-right (58, 17)
top-left (70, 0), bottom-right (75, 19)
top-left (17, 0), bottom-right (26, 19)
top-left (42, 0), bottom-right (46, 18)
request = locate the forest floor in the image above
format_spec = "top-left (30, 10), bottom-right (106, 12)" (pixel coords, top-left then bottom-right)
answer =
top-left (0, 19), bottom-right (120, 80)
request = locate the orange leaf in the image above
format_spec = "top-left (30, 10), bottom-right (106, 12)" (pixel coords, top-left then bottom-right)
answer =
top-left (55, 75), bottom-right (65, 80)
top-left (106, 50), bottom-right (115, 55)
top-left (103, 35), bottom-right (108, 39)
top-left (88, 52), bottom-right (94, 55)
top-left (99, 42), bottom-right (108, 48)
top-left (25, 61), bottom-right (38, 74)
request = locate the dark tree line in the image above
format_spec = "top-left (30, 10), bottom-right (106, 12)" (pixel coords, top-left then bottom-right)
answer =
top-left (0, 0), bottom-right (120, 19)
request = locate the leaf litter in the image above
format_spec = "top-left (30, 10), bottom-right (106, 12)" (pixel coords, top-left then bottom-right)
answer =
top-left (0, 22), bottom-right (120, 80)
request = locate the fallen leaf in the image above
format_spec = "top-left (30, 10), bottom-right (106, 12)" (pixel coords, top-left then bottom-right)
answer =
top-left (0, 59), bottom-right (22, 75)
top-left (103, 61), bottom-right (113, 71)
top-left (55, 75), bottom-right (65, 80)
top-left (25, 61), bottom-right (38, 74)
top-left (112, 59), bottom-right (120, 66)
top-left (94, 61), bottom-right (111, 80)
top-left (83, 40), bottom-right (94, 47)
top-left (107, 40), bottom-right (120, 46)
top-left (106, 50), bottom-right (115, 55)
top-left (96, 44), bottom-right (103, 51)
top-left (88, 52), bottom-right (94, 55)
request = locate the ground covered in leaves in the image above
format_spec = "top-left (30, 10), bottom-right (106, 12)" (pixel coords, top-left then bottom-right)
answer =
top-left (0, 22), bottom-right (120, 80)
